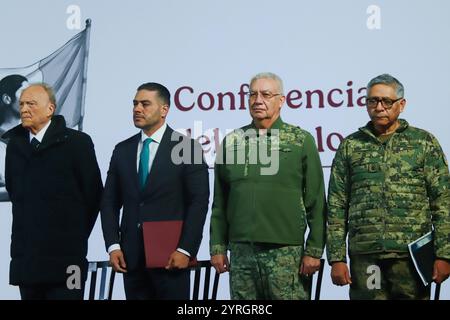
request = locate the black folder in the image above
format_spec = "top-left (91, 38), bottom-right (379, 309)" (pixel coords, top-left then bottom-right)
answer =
top-left (408, 231), bottom-right (434, 286)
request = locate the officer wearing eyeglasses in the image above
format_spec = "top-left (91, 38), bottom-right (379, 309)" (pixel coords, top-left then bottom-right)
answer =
top-left (327, 73), bottom-right (450, 299)
top-left (210, 72), bottom-right (327, 299)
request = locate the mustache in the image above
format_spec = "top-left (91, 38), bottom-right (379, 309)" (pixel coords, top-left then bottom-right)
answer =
top-left (250, 104), bottom-right (266, 110)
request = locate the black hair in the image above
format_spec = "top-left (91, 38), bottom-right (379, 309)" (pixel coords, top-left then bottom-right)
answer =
top-left (137, 82), bottom-right (171, 107)
top-left (0, 74), bottom-right (28, 106)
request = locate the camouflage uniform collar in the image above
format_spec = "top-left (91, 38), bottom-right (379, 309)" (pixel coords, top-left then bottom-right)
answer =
top-left (396, 119), bottom-right (409, 132)
top-left (359, 118), bottom-right (409, 139)
top-left (249, 116), bottom-right (284, 131)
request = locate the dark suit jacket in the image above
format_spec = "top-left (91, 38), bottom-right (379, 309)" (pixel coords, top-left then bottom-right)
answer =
top-left (3, 115), bottom-right (103, 285)
top-left (100, 125), bottom-right (209, 271)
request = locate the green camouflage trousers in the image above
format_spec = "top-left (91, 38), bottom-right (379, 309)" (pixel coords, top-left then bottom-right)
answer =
top-left (228, 242), bottom-right (310, 300)
top-left (349, 254), bottom-right (430, 300)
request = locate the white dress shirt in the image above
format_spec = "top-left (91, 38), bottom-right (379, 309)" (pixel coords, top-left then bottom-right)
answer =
top-left (29, 119), bottom-right (52, 143)
top-left (135, 122), bottom-right (167, 173)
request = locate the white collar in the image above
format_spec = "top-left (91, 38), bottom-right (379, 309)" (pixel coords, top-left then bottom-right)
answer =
top-left (29, 119), bottom-right (52, 143)
top-left (140, 122), bottom-right (167, 144)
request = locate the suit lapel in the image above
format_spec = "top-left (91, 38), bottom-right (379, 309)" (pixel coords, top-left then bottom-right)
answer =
top-left (124, 133), bottom-right (141, 192)
top-left (14, 132), bottom-right (33, 159)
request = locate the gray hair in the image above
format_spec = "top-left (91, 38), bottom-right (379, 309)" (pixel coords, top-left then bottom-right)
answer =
top-left (250, 72), bottom-right (284, 95)
top-left (367, 74), bottom-right (404, 98)
top-left (26, 82), bottom-right (57, 109)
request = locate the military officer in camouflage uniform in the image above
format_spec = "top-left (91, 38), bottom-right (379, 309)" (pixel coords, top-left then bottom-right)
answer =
top-left (210, 72), bottom-right (327, 300)
top-left (327, 74), bottom-right (450, 299)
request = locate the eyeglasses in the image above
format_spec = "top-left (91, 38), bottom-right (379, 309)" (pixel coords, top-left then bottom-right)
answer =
top-left (247, 91), bottom-right (281, 101)
top-left (366, 97), bottom-right (403, 110)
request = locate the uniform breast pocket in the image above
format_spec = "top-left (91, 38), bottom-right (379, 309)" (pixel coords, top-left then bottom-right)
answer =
top-left (270, 143), bottom-right (298, 158)
top-left (392, 146), bottom-right (416, 161)
top-left (269, 146), bottom-right (294, 169)
top-left (268, 145), bottom-right (300, 176)
top-left (391, 145), bottom-right (424, 174)
top-left (275, 146), bottom-right (293, 159)
top-left (351, 157), bottom-right (381, 183)
top-left (350, 150), bottom-right (380, 173)
top-left (352, 163), bottom-right (380, 174)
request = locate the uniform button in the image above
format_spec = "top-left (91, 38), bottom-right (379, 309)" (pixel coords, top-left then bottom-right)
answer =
top-left (139, 202), bottom-right (144, 207)
top-left (137, 223), bottom-right (141, 228)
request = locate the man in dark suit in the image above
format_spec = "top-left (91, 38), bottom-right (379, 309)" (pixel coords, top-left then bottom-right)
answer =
top-left (3, 83), bottom-right (103, 300)
top-left (101, 82), bottom-right (209, 300)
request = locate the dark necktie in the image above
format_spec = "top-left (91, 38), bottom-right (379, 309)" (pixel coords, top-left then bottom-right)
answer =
top-left (31, 137), bottom-right (40, 149)
top-left (138, 138), bottom-right (152, 189)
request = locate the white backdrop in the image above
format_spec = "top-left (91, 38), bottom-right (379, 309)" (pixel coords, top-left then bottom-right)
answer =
top-left (0, 0), bottom-right (448, 299)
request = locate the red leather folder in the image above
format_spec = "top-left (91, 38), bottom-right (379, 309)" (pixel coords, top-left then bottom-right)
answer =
top-left (142, 220), bottom-right (198, 268)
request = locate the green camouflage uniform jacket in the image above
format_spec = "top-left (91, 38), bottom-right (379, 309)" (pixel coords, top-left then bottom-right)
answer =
top-left (210, 117), bottom-right (327, 258)
top-left (327, 119), bottom-right (450, 263)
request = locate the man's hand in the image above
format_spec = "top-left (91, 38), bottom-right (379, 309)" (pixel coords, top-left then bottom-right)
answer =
top-left (331, 261), bottom-right (352, 286)
top-left (211, 254), bottom-right (229, 274)
top-left (110, 249), bottom-right (127, 273)
top-left (433, 259), bottom-right (450, 284)
top-left (299, 256), bottom-right (321, 276)
top-left (166, 251), bottom-right (190, 270)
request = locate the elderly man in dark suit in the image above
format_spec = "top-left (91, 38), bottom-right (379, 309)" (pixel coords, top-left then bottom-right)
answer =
top-left (3, 83), bottom-right (103, 300)
top-left (101, 82), bottom-right (209, 300)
